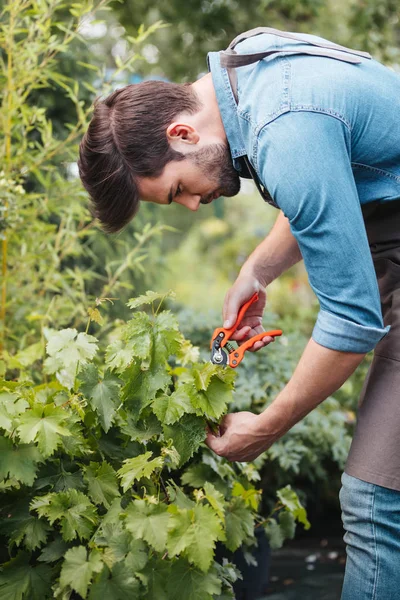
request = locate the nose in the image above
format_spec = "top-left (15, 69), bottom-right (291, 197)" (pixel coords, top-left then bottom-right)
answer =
top-left (176, 194), bottom-right (201, 211)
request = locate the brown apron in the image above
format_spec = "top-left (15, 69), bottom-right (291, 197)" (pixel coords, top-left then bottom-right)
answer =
top-left (346, 201), bottom-right (400, 491)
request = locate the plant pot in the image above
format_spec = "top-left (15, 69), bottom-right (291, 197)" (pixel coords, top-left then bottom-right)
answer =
top-left (215, 527), bottom-right (271, 600)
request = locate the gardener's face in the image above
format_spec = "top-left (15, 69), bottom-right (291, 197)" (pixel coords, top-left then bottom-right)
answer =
top-left (138, 142), bottom-right (241, 211)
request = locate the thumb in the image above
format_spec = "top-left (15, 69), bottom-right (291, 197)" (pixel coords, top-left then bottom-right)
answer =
top-left (223, 291), bottom-right (242, 329)
top-left (205, 430), bottom-right (225, 455)
top-left (223, 286), bottom-right (252, 328)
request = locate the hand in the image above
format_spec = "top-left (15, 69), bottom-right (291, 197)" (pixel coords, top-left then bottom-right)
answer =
top-left (223, 274), bottom-right (273, 351)
top-left (205, 411), bottom-right (272, 462)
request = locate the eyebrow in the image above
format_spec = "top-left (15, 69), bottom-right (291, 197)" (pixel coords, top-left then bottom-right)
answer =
top-left (167, 186), bottom-right (174, 205)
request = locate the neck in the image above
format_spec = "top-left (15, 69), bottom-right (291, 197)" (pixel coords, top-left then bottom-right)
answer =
top-left (191, 73), bottom-right (226, 142)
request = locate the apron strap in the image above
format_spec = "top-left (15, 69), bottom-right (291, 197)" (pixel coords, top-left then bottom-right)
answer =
top-left (226, 26), bottom-right (371, 58)
top-left (221, 46), bottom-right (367, 69)
top-left (221, 27), bottom-right (371, 208)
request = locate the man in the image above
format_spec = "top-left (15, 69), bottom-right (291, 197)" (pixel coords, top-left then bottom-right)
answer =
top-left (79, 28), bottom-right (400, 599)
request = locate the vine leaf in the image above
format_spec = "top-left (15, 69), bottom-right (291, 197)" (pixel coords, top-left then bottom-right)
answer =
top-left (30, 489), bottom-right (98, 541)
top-left (59, 546), bottom-right (103, 598)
top-left (277, 485), bottom-right (311, 529)
top-left (88, 562), bottom-right (140, 599)
top-left (127, 290), bottom-right (175, 309)
top-left (0, 437), bottom-right (42, 485)
top-left (167, 504), bottom-right (225, 572)
top-left (79, 365), bottom-right (121, 432)
top-left (83, 461), bottom-right (120, 508)
top-left (0, 552), bottom-right (52, 600)
top-left (17, 404), bottom-right (71, 457)
top-left (162, 414), bottom-right (207, 467)
top-left (166, 558), bottom-right (222, 600)
top-left (117, 451), bottom-right (164, 492)
top-left (124, 499), bottom-right (170, 552)
top-left (152, 385), bottom-right (196, 425)
top-left (224, 497), bottom-right (255, 552)
top-left (44, 328), bottom-right (98, 389)
top-left (263, 518), bottom-right (285, 549)
top-left (190, 377), bottom-right (231, 420)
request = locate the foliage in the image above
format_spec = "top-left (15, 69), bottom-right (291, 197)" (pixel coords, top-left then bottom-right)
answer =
top-left (0, 293), bottom-right (309, 598)
top-left (176, 301), bottom-right (367, 514)
top-left (114, 0), bottom-right (400, 82)
top-left (0, 0), bottom-right (169, 355)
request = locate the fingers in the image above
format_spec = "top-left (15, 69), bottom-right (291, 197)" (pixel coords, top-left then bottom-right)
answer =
top-left (223, 283), bottom-right (258, 328)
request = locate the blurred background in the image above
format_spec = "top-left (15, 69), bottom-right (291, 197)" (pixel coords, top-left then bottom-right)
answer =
top-left (1, 0), bottom-right (399, 597)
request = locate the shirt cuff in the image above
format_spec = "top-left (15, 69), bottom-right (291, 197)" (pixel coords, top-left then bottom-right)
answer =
top-left (312, 309), bottom-right (390, 353)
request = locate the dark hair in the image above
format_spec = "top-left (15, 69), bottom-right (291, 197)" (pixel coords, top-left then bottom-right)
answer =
top-left (78, 81), bottom-right (202, 233)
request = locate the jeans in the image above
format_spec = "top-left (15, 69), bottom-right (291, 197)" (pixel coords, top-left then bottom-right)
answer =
top-left (340, 472), bottom-right (400, 599)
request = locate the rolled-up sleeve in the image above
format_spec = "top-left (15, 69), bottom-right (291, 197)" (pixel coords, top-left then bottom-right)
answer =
top-left (257, 110), bottom-right (389, 353)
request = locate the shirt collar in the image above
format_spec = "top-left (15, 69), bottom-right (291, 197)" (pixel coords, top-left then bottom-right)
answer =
top-left (207, 51), bottom-right (247, 161)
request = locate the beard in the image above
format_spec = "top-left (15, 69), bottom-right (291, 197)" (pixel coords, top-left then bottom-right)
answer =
top-left (187, 142), bottom-right (241, 204)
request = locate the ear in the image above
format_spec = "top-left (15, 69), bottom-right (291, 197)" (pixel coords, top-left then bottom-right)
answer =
top-left (166, 122), bottom-right (200, 145)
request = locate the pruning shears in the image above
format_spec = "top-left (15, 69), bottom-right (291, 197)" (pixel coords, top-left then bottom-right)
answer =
top-left (210, 292), bottom-right (282, 368)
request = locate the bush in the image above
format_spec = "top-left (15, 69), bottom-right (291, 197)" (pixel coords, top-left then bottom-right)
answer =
top-left (0, 292), bottom-right (309, 599)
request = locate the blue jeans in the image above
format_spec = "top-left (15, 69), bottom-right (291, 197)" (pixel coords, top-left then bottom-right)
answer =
top-left (339, 472), bottom-right (400, 599)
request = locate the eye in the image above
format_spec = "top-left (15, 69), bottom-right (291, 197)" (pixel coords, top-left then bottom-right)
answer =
top-left (175, 185), bottom-right (183, 197)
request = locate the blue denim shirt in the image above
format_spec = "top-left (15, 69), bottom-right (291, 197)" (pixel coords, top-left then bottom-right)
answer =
top-left (207, 32), bottom-right (400, 353)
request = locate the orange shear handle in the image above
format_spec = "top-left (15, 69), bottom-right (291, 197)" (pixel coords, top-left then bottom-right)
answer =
top-left (229, 329), bottom-right (282, 367)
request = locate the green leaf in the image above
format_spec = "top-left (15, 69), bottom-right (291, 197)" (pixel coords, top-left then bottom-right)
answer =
top-left (89, 562), bottom-right (140, 599)
top-left (152, 384), bottom-right (196, 424)
top-left (0, 437), bottom-right (42, 485)
top-left (224, 497), bottom-right (255, 552)
top-left (192, 363), bottom-right (220, 391)
top-left (31, 489), bottom-right (98, 541)
top-left (276, 485), bottom-right (311, 529)
top-left (119, 412), bottom-right (162, 443)
top-left (38, 536), bottom-right (69, 563)
top-left (60, 546), bottom-right (103, 598)
top-left (46, 329), bottom-right (98, 366)
top-left (167, 504), bottom-right (225, 571)
top-left (0, 392), bottom-right (29, 432)
top-left (127, 290), bottom-right (175, 309)
top-left (117, 451), bottom-right (164, 492)
top-left (166, 480), bottom-right (195, 509)
top-left (79, 365), bottom-right (121, 432)
top-left (123, 313), bottom-right (153, 358)
top-left (140, 557), bottom-right (171, 600)
top-left (17, 404), bottom-right (71, 457)
top-left (121, 361), bottom-right (171, 421)
top-left (154, 311), bottom-right (182, 363)
top-left (44, 329), bottom-right (98, 388)
top-left (263, 518), bottom-right (285, 549)
top-left (125, 499), bottom-right (170, 552)
top-left (125, 539), bottom-right (149, 572)
top-left (166, 558), bottom-right (221, 599)
top-left (181, 462), bottom-right (217, 488)
top-left (279, 510), bottom-right (296, 540)
top-left (203, 481), bottom-right (226, 521)
top-left (190, 377), bottom-right (231, 420)
top-left (0, 552), bottom-right (52, 600)
top-left (162, 414), bottom-right (207, 466)
top-left (9, 515), bottom-right (51, 551)
top-left (105, 339), bottom-right (135, 373)
top-left (232, 482), bottom-right (261, 511)
top-left (83, 461), bottom-right (120, 508)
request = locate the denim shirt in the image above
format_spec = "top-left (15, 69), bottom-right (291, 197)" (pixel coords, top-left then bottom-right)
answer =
top-left (207, 32), bottom-right (400, 353)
